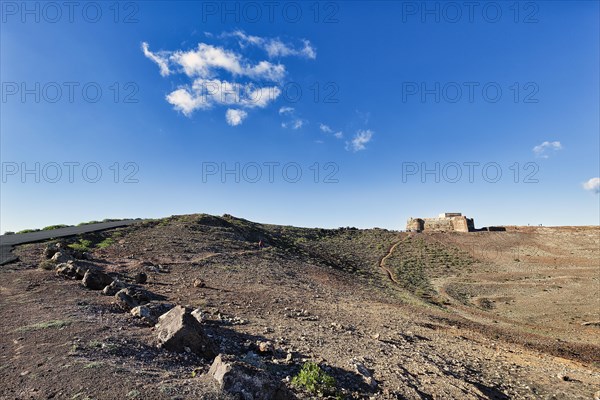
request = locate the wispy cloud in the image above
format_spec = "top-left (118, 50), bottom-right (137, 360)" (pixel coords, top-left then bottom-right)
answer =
top-left (533, 141), bottom-right (562, 158)
top-left (582, 177), bottom-right (600, 194)
top-left (141, 42), bottom-right (171, 76)
top-left (279, 106), bottom-right (295, 115)
top-left (279, 107), bottom-right (305, 129)
top-left (346, 129), bottom-right (374, 152)
top-left (144, 42), bottom-right (286, 82)
top-left (320, 123), bottom-right (343, 139)
top-left (225, 108), bottom-right (248, 126)
top-left (224, 30), bottom-right (316, 59)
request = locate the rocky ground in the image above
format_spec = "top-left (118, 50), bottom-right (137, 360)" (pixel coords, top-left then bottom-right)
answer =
top-left (0, 214), bottom-right (598, 399)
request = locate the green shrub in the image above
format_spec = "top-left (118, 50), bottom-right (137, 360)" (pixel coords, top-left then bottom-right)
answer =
top-left (291, 362), bottom-right (337, 396)
top-left (96, 238), bottom-right (115, 249)
top-left (68, 239), bottom-right (93, 252)
top-left (17, 229), bottom-right (40, 234)
top-left (42, 224), bottom-right (70, 231)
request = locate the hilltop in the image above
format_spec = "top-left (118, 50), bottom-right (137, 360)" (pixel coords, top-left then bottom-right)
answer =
top-left (0, 214), bottom-right (598, 399)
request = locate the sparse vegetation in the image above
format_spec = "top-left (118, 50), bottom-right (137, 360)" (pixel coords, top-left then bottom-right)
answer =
top-left (18, 320), bottom-right (71, 332)
top-left (83, 362), bottom-right (103, 369)
top-left (96, 238), bottom-right (115, 249)
top-left (38, 260), bottom-right (55, 270)
top-left (68, 239), bottom-right (93, 252)
top-left (291, 362), bottom-right (338, 397)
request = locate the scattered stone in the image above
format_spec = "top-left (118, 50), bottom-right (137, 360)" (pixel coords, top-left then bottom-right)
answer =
top-left (51, 251), bottom-right (73, 264)
top-left (191, 308), bottom-right (208, 323)
top-left (82, 269), bottom-right (113, 290)
top-left (55, 263), bottom-right (87, 280)
top-left (581, 321), bottom-right (600, 327)
top-left (135, 272), bottom-right (147, 284)
top-left (115, 288), bottom-right (139, 310)
top-left (352, 359), bottom-right (378, 389)
top-left (208, 354), bottom-right (290, 400)
top-left (557, 374), bottom-right (570, 382)
top-left (131, 305), bottom-right (151, 320)
top-left (257, 341), bottom-right (274, 354)
top-left (193, 279), bottom-right (206, 288)
top-left (102, 279), bottom-right (127, 296)
top-left (43, 242), bottom-right (64, 259)
top-left (155, 305), bottom-right (217, 359)
top-left (285, 352), bottom-right (293, 363)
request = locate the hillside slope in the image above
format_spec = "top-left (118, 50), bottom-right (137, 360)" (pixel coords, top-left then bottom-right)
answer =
top-left (0, 214), bottom-right (598, 399)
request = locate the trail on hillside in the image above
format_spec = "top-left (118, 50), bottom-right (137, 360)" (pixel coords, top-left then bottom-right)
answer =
top-left (379, 236), bottom-right (406, 285)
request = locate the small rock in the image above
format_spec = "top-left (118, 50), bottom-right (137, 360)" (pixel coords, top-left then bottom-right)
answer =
top-left (191, 308), bottom-right (208, 323)
top-left (593, 390), bottom-right (600, 400)
top-left (131, 305), bottom-right (151, 319)
top-left (102, 279), bottom-right (127, 296)
top-left (285, 352), bottom-right (293, 362)
top-left (82, 269), bottom-right (113, 290)
top-left (43, 242), bottom-right (63, 259)
top-left (115, 288), bottom-right (139, 310)
top-left (208, 354), bottom-right (291, 400)
top-left (51, 251), bottom-right (73, 264)
top-left (135, 272), bottom-right (147, 284)
top-left (55, 263), bottom-right (87, 280)
top-left (557, 374), bottom-right (570, 382)
top-left (257, 341), bottom-right (274, 354)
top-left (193, 279), bottom-right (205, 288)
top-left (155, 305), bottom-right (217, 359)
top-left (352, 359), bottom-right (378, 389)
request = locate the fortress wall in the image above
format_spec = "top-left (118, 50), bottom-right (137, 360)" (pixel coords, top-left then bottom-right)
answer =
top-left (406, 215), bottom-right (475, 232)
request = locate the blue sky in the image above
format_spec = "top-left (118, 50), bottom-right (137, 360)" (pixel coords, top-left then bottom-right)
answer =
top-left (1, 1), bottom-right (599, 232)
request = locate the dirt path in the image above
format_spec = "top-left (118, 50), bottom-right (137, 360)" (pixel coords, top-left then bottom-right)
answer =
top-left (379, 236), bottom-right (405, 284)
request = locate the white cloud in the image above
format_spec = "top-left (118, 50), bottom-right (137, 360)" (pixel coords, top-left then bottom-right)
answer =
top-left (141, 42), bottom-right (171, 76)
top-left (346, 129), bottom-right (374, 152)
top-left (582, 177), bottom-right (600, 194)
top-left (143, 33), bottom-right (315, 124)
top-left (279, 106), bottom-right (295, 115)
top-left (279, 107), bottom-right (305, 129)
top-left (320, 123), bottom-right (343, 139)
top-left (282, 119), bottom-right (304, 129)
top-left (533, 141), bottom-right (562, 158)
top-left (319, 124), bottom-right (333, 133)
top-left (166, 79), bottom-right (281, 116)
top-left (169, 43), bottom-right (286, 82)
top-left (225, 109), bottom-right (248, 126)
top-left (226, 31), bottom-right (316, 59)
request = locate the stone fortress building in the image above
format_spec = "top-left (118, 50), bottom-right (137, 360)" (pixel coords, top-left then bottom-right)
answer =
top-left (406, 213), bottom-right (475, 233)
